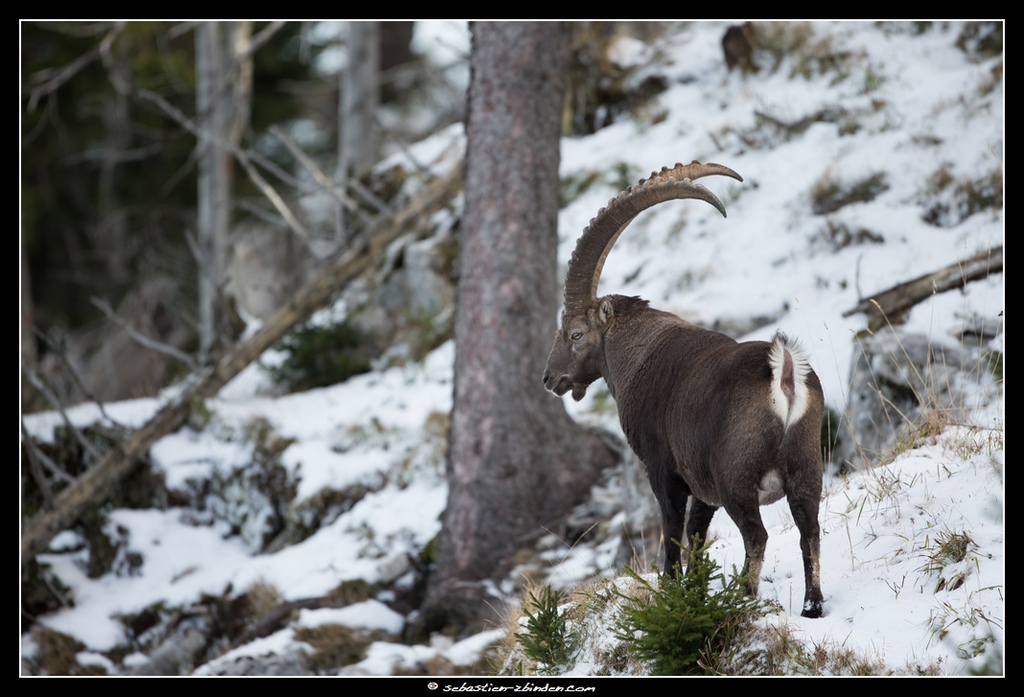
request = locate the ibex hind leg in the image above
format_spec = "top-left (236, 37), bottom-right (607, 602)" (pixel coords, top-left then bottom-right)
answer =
top-left (788, 494), bottom-right (824, 618)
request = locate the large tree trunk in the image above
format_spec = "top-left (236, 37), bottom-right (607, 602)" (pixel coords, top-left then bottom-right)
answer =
top-left (415, 22), bottom-right (618, 638)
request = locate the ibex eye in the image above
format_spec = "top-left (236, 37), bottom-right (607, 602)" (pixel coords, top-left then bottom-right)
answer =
top-left (571, 332), bottom-right (583, 341)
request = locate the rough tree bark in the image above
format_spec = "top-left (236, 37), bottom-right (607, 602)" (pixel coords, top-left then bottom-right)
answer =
top-left (414, 22), bottom-right (618, 638)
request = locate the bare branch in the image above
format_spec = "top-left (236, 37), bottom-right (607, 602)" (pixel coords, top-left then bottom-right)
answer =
top-left (239, 21), bottom-right (287, 63)
top-left (245, 147), bottom-right (305, 191)
top-left (27, 46), bottom-right (99, 111)
top-left (25, 23), bottom-right (127, 110)
top-left (22, 420), bottom-right (76, 489)
top-left (26, 23), bottom-right (112, 113)
top-left (349, 178), bottom-right (392, 217)
top-left (21, 164), bottom-right (464, 563)
top-left (843, 246), bottom-right (1003, 321)
top-left (96, 21), bottom-right (131, 95)
top-left (32, 327), bottom-right (119, 427)
top-left (269, 125), bottom-right (361, 214)
top-left (138, 88), bottom-right (314, 243)
top-left (234, 152), bottom-right (313, 242)
top-left (90, 296), bottom-right (199, 370)
top-left (23, 421), bottom-right (55, 509)
top-left (236, 199), bottom-right (291, 226)
top-left (22, 367), bottom-right (104, 463)
top-left (167, 21), bottom-right (199, 40)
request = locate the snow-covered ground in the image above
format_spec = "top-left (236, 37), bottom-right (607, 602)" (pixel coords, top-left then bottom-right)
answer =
top-left (22, 21), bottom-right (1002, 675)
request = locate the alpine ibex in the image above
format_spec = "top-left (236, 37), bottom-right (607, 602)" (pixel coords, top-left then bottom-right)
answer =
top-left (543, 161), bottom-right (825, 617)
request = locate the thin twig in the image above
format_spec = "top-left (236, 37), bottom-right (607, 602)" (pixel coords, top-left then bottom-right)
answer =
top-left (33, 327), bottom-right (118, 427)
top-left (234, 151), bottom-right (313, 242)
top-left (22, 421), bottom-right (77, 486)
top-left (238, 21), bottom-right (287, 65)
top-left (32, 443), bottom-right (78, 487)
top-left (236, 199), bottom-right (294, 227)
top-left (90, 296), bottom-right (198, 370)
top-left (96, 21), bottom-right (131, 95)
top-left (245, 146), bottom-right (305, 191)
top-left (349, 178), bottom-right (392, 216)
top-left (26, 23), bottom-right (127, 109)
top-left (138, 88), bottom-right (314, 243)
top-left (269, 125), bottom-right (362, 214)
top-left (27, 46), bottom-right (101, 112)
top-left (22, 367), bottom-right (104, 463)
top-left (26, 31), bottom-right (105, 112)
top-left (22, 421), bottom-right (55, 509)
top-left (41, 570), bottom-right (74, 609)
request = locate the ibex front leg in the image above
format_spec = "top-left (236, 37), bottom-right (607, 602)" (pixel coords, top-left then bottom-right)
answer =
top-left (723, 496), bottom-right (769, 597)
top-left (682, 497), bottom-right (718, 567)
top-left (648, 465), bottom-right (692, 576)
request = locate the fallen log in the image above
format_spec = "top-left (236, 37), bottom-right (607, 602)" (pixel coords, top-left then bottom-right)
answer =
top-left (21, 165), bottom-right (462, 562)
top-left (843, 246), bottom-right (1002, 322)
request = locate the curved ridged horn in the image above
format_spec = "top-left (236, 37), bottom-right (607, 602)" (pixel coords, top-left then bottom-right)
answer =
top-left (563, 161), bottom-right (742, 315)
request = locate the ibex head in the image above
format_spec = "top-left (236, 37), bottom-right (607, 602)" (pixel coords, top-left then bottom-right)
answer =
top-left (542, 161), bottom-right (742, 400)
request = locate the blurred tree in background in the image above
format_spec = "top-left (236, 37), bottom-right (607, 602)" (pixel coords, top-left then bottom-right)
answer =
top-left (21, 21), bottom-right (429, 405)
top-left (23, 22), bottom-right (314, 384)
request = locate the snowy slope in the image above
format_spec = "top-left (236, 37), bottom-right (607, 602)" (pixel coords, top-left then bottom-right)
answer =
top-left (22, 21), bottom-right (1002, 676)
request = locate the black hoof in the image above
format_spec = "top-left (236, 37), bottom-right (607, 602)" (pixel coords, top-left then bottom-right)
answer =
top-left (801, 600), bottom-right (823, 619)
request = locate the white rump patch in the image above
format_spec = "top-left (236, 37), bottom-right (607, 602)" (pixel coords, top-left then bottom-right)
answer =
top-left (768, 333), bottom-right (812, 430)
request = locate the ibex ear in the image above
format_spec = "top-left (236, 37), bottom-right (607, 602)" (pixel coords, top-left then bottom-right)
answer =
top-left (598, 298), bottom-right (614, 325)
